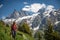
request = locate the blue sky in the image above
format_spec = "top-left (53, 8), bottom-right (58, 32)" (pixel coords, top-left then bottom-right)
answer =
top-left (0, 0), bottom-right (60, 19)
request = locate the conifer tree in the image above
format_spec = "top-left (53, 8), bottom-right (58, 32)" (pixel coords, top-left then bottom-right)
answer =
top-left (18, 21), bottom-right (32, 36)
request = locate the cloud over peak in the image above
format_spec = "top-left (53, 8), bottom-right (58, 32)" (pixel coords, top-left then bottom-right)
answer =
top-left (30, 3), bottom-right (46, 12)
top-left (22, 3), bottom-right (54, 13)
top-left (46, 5), bottom-right (54, 10)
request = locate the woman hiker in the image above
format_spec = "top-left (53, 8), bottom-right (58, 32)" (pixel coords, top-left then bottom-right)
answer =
top-left (11, 21), bottom-right (17, 40)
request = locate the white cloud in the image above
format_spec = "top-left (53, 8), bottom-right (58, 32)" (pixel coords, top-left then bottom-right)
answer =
top-left (22, 3), bottom-right (54, 13)
top-left (2, 16), bottom-right (6, 19)
top-left (30, 3), bottom-right (46, 12)
top-left (0, 4), bottom-right (3, 8)
top-left (23, 2), bottom-right (28, 4)
top-left (22, 3), bottom-right (46, 12)
top-left (24, 5), bottom-right (30, 8)
top-left (22, 5), bottom-right (30, 11)
top-left (46, 5), bottom-right (54, 11)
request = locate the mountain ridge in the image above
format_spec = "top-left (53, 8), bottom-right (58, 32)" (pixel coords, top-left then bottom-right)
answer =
top-left (2, 8), bottom-right (60, 31)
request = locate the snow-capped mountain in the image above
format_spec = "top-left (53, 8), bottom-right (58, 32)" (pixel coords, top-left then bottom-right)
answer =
top-left (2, 8), bottom-right (60, 31)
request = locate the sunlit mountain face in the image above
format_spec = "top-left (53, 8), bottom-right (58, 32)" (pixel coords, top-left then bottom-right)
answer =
top-left (2, 3), bottom-right (60, 31)
top-left (0, 0), bottom-right (60, 18)
top-left (0, 0), bottom-right (60, 31)
top-left (1, 0), bottom-right (60, 40)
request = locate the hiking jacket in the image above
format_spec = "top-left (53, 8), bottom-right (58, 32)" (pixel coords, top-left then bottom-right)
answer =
top-left (11, 23), bottom-right (17, 31)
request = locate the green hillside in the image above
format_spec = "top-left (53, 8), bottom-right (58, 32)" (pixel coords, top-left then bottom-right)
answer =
top-left (0, 20), bottom-right (60, 40)
top-left (0, 20), bottom-right (34, 40)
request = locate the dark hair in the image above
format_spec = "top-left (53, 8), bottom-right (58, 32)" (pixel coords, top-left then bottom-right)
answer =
top-left (13, 21), bottom-right (16, 24)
